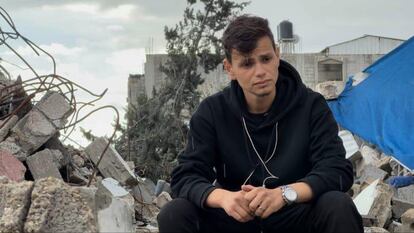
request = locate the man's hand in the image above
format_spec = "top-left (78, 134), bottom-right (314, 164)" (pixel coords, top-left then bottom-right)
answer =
top-left (206, 189), bottom-right (254, 222)
top-left (241, 185), bottom-right (285, 219)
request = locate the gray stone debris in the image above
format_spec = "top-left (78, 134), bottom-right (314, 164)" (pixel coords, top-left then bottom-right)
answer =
top-left (132, 182), bottom-right (154, 204)
top-left (364, 227), bottom-right (389, 233)
top-left (26, 149), bottom-right (63, 180)
top-left (85, 137), bottom-right (139, 186)
top-left (0, 149), bottom-right (26, 182)
top-left (143, 177), bottom-right (156, 196)
top-left (395, 209), bottom-right (414, 232)
top-left (153, 191), bottom-right (172, 209)
top-left (0, 177), bottom-right (34, 233)
top-left (0, 115), bottom-right (18, 142)
top-left (96, 178), bottom-right (135, 233)
top-left (355, 145), bottom-right (381, 177)
top-left (24, 177), bottom-right (97, 233)
top-left (155, 179), bottom-right (171, 197)
top-left (0, 137), bottom-right (27, 161)
top-left (395, 185), bottom-right (414, 204)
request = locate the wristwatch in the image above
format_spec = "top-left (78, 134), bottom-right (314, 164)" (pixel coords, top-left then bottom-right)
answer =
top-left (281, 185), bottom-right (298, 205)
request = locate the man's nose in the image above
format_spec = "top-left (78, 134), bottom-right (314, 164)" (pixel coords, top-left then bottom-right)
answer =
top-left (254, 63), bottom-right (266, 78)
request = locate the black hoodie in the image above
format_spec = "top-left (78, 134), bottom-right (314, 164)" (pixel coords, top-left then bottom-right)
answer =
top-left (171, 60), bottom-right (353, 209)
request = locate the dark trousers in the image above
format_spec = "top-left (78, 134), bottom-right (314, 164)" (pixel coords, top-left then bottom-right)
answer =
top-left (157, 191), bottom-right (363, 233)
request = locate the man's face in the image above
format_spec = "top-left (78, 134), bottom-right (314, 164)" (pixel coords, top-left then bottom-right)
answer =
top-left (224, 36), bottom-right (280, 99)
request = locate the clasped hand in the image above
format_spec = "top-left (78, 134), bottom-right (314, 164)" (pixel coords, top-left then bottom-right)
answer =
top-left (220, 184), bottom-right (285, 222)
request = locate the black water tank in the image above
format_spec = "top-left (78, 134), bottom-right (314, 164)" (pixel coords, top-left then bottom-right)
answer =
top-left (278, 20), bottom-right (293, 41)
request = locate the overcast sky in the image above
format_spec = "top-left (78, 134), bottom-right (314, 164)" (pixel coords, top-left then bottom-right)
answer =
top-left (1, 0), bottom-right (413, 147)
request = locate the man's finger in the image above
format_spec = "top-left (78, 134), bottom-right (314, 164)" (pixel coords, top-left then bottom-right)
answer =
top-left (241, 184), bottom-right (255, 192)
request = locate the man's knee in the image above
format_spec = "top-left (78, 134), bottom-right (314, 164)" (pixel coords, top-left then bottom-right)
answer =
top-left (157, 198), bottom-right (198, 230)
top-left (315, 191), bottom-right (357, 215)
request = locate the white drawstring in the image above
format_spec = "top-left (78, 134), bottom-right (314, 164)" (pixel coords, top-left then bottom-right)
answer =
top-left (242, 117), bottom-right (279, 187)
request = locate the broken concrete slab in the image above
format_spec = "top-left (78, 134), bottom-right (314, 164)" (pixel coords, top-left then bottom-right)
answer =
top-left (387, 221), bottom-right (403, 233)
top-left (392, 197), bottom-right (414, 219)
top-left (155, 180), bottom-right (171, 197)
top-left (395, 185), bottom-right (414, 203)
top-left (153, 191), bottom-right (172, 209)
top-left (353, 179), bottom-right (393, 228)
top-left (315, 81), bottom-right (345, 100)
top-left (338, 130), bottom-right (362, 162)
top-left (143, 178), bottom-right (156, 196)
top-left (24, 177), bottom-right (97, 233)
top-left (0, 115), bottom-right (18, 142)
top-left (84, 137), bottom-right (139, 186)
top-left (43, 134), bottom-right (70, 167)
top-left (96, 178), bottom-right (135, 233)
top-left (26, 149), bottom-right (63, 180)
top-left (0, 150), bottom-right (26, 182)
top-left (359, 165), bottom-right (388, 184)
top-left (11, 92), bottom-right (72, 155)
top-left (0, 177), bottom-right (34, 233)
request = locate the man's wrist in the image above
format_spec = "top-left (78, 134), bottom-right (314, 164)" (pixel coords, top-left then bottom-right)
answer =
top-left (206, 188), bottom-right (228, 208)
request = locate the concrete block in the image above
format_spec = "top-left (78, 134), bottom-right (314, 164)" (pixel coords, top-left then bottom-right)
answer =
top-left (315, 81), bottom-right (345, 100)
top-left (153, 191), bottom-right (172, 209)
top-left (0, 150), bottom-right (26, 182)
top-left (132, 182), bottom-right (154, 204)
top-left (360, 165), bottom-right (388, 184)
top-left (96, 178), bottom-right (135, 233)
top-left (0, 178), bottom-right (34, 233)
top-left (85, 137), bottom-right (138, 186)
top-left (26, 149), bottom-right (62, 180)
top-left (0, 115), bottom-right (18, 142)
top-left (126, 161), bottom-right (135, 170)
top-left (155, 180), bottom-right (171, 196)
top-left (43, 134), bottom-right (70, 167)
top-left (24, 177), bottom-right (97, 233)
top-left (71, 154), bottom-right (85, 167)
top-left (136, 225), bottom-right (159, 233)
top-left (392, 197), bottom-right (414, 219)
top-left (34, 92), bottom-right (73, 128)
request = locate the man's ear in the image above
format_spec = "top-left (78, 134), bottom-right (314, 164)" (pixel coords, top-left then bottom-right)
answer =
top-left (223, 58), bottom-right (236, 80)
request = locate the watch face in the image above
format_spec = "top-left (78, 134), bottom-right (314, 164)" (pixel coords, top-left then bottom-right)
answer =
top-left (285, 188), bottom-right (297, 201)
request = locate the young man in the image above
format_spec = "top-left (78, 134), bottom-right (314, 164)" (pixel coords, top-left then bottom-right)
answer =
top-left (158, 15), bottom-right (363, 233)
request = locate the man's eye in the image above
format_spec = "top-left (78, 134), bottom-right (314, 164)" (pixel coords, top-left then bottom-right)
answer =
top-left (241, 62), bottom-right (252, 68)
top-left (262, 56), bottom-right (271, 63)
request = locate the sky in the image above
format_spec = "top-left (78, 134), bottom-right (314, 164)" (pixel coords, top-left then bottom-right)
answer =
top-left (0, 0), bottom-right (413, 147)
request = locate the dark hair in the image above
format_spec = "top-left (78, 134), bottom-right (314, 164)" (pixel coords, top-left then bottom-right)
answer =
top-left (222, 15), bottom-right (276, 63)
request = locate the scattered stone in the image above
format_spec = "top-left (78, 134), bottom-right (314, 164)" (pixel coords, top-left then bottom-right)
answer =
top-left (0, 138), bottom-right (27, 161)
top-left (24, 177), bottom-right (96, 233)
top-left (355, 145), bottom-right (381, 177)
top-left (315, 81), bottom-right (345, 100)
top-left (0, 115), bottom-right (18, 142)
top-left (34, 92), bottom-right (73, 128)
top-left (26, 149), bottom-right (62, 180)
top-left (85, 137), bottom-right (139, 186)
top-left (143, 178), bottom-right (156, 196)
top-left (153, 191), bottom-right (172, 209)
top-left (0, 150), bottom-right (26, 182)
top-left (0, 177), bottom-right (34, 233)
top-left (43, 134), bottom-right (70, 167)
top-left (71, 154), bottom-right (85, 167)
top-left (378, 157), bottom-right (393, 176)
top-left (126, 161), bottom-right (135, 170)
top-left (155, 180), bottom-right (171, 197)
top-left (387, 221), bottom-right (403, 233)
top-left (96, 178), bottom-right (135, 233)
top-left (392, 197), bottom-right (414, 219)
top-left (136, 224), bottom-right (159, 233)
top-left (401, 208), bottom-right (414, 225)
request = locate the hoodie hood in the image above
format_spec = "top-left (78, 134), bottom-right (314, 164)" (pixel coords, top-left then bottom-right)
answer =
top-left (224, 59), bottom-right (306, 129)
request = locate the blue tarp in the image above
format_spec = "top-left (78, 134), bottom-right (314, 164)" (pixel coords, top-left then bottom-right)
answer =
top-left (328, 36), bottom-right (414, 170)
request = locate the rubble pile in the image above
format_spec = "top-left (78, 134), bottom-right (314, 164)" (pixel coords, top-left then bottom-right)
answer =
top-left (0, 78), bottom-right (170, 233)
